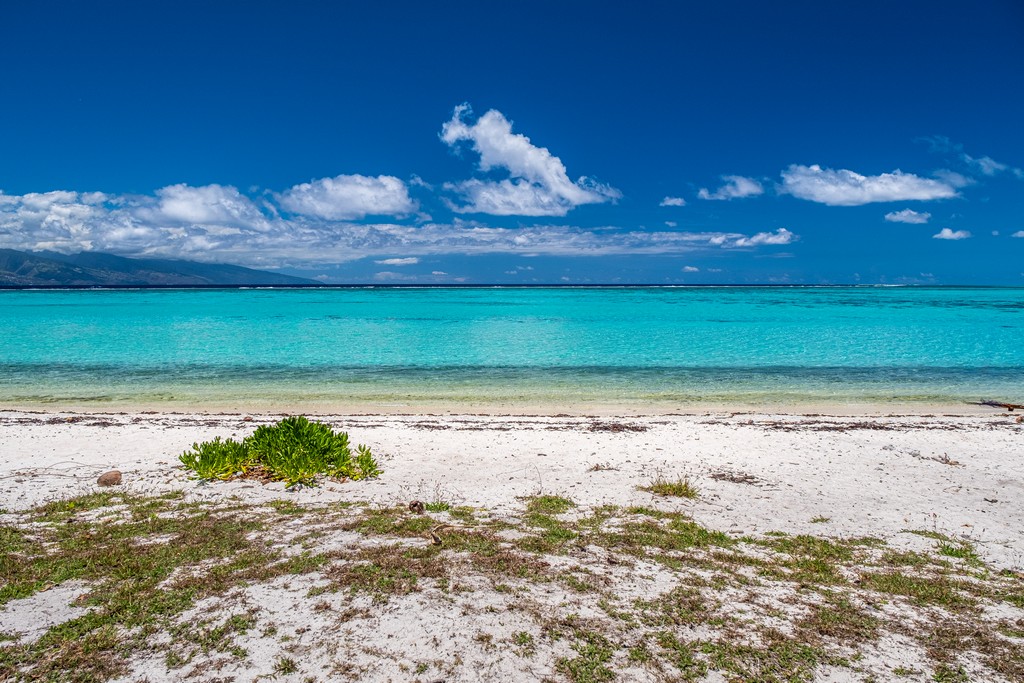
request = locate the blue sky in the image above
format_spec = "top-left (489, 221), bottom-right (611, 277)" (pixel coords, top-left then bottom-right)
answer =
top-left (1, 0), bottom-right (1022, 284)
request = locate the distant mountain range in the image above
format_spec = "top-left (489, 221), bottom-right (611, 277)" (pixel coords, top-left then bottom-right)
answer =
top-left (0, 249), bottom-right (317, 286)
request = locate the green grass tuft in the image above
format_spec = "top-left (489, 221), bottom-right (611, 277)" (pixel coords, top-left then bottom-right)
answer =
top-left (640, 475), bottom-right (699, 499)
top-left (557, 630), bottom-right (616, 683)
top-left (525, 495), bottom-right (576, 515)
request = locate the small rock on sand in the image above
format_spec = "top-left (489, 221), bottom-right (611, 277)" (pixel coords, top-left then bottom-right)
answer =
top-left (97, 470), bottom-right (122, 487)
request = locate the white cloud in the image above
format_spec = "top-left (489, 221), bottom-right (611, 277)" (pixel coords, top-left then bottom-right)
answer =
top-left (682, 266), bottom-right (699, 272)
top-left (697, 175), bottom-right (764, 201)
top-left (1, 132), bottom-right (798, 275)
top-left (732, 228), bottom-right (795, 247)
top-left (374, 257), bottom-right (419, 266)
top-left (136, 184), bottom-right (272, 230)
top-left (660, 196), bottom-right (686, 207)
top-left (431, 270), bottom-right (448, 275)
top-left (1012, 231), bottom-right (1024, 238)
top-left (373, 271), bottom-right (417, 282)
top-left (664, 221), bottom-right (677, 227)
top-left (780, 164), bottom-right (958, 205)
top-left (441, 104), bottom-right (620, 216)
top-left (920, 136), bottom-right (1023, 180)
top-left (964, 154), bottom-right (1007, 176)
top-left (884, 209), bottom-right (931, 224)
top-left (932, 169), bottom-right (974, 189)
top-left (0, 186), bottom-right (800, 266)
top-left (279, 174), bottom-right (416, 220)
top-left (932, 228), bottom-right (971, 240)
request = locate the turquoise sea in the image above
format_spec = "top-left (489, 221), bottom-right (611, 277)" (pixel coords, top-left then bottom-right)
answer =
top-left (1, 287), bottom-right (1021, 409)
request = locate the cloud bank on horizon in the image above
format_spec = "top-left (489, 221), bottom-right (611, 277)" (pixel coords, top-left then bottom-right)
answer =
top-left (0, 104), bottom-right (1014, 275)
top-left (0, 104), bottom-right (798, 269)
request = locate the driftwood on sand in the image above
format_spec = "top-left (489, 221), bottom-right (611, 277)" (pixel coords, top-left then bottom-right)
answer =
top-left (971, 400), bottom-right (1024, 411)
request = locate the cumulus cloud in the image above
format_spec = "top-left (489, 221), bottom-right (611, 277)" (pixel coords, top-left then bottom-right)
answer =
top-left (154, 184), bottom-right (268, 227)
top-left (279, 174), bottom-right (416, 220)
top-left (780, 164), bottom-right (959, 206)
top-left (682, 266), bottom-right (699, 272)
top-left (884, 209), bottom-right (931, 224)
top-left (660, 196), bottom-right (686, 207)
top-left (374, 257), bottom-right (419, 266)
top-left (1011, 231), bottom-right (1024, 238)
top-left (932, 228), bottom-right (971, 240)
top-left (697, 175), bottom-right (764, 201)
top-left (441, 104), bottom-right (620, 216)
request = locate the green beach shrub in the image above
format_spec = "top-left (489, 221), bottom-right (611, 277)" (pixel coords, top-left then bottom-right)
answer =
top-left (179, 437), bottom-right (251, 481)
top-left (179, 416), bottom-right (379, 487)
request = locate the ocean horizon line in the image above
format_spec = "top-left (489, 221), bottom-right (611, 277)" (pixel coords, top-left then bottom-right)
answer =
top-left (3, 283), bottom-right (1022, 291)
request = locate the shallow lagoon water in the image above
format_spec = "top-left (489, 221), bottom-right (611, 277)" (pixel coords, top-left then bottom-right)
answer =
top-left (1, 287), bottom-right (1021, 408)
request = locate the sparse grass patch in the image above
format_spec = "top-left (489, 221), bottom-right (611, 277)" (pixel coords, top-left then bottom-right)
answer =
top-left (511, 631), bottom-right (536, 656)
top-left (556, 630), bottom-right (616, 683)
top-left (267, 499), bottom-right (307, 515)
top-left (996, 620), bottom-right (1024, 638)
top-left (861, 571), bottom-right (976, 609)
top-left (799, 593), bottom-right (880, 643)
top-left (560, 571), bottom-right (596, 593)
top-left (448, 506), bottom-right (477, 524)
top-left (882, 549), bottom-right (934, 568)
top-left (274, 656), bottom-right (298, 674)
top-left (625, 505), bottom-right (670, 519)
top-left (592, 515), bottom-right (733, 557)
top-left (35, 491), bottom-right (121, 522)
top-left (937, 541), bottom-right (981, 566)
top-left (635, 586), bottom-right (714, 627)
top-left (519, 512), bottom-right (577, 554)
top-left (701, 632), bottom-right (821, 683)
top-left (639, 474), bottom-right (699, 499)
top-left (2, 490), bottom-right (1020, 683)
top-left (0, 493), bottom-right (282, 682)
top-left (525, 495), bottom-right (576, 515)
top-left (893, 666), bottom-right (922, 676)
top-left (327, 545), bottom-right (448, 603)
top-left (905, 529), bottom-right (954, 543)
top-left (932, 663), bottom-right (969, 682)
top-left (627, 641), bottom-right (653, 664)
top-left (344, 506), bottom-right (435, 537)
top-left (656, 632), bottom-right (708, 681)
top-left (759, 534), bottom-right (865, 585)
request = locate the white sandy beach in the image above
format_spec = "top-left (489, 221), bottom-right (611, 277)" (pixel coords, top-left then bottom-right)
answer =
top-left (2, 409), bottom-right (1021, 564)
top-left (1, 408), bottom-right (1022, 682)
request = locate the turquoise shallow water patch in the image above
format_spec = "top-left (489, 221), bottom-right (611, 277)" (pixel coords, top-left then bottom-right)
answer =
top-left (1, 287), bottom-right (1021, 407)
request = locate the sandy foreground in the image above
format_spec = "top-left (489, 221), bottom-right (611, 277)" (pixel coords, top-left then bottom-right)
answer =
top-left (1, 409), bottom-right (1022, 682)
